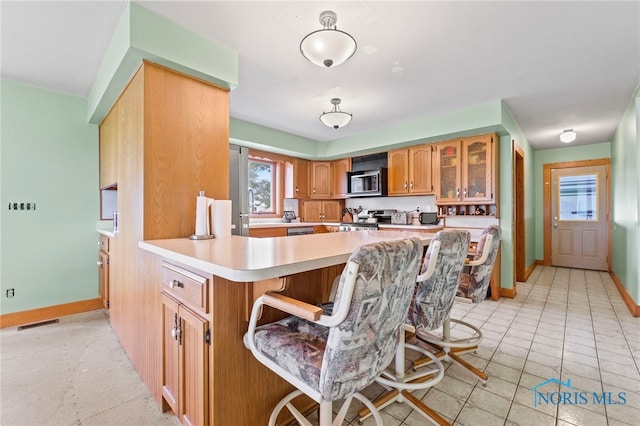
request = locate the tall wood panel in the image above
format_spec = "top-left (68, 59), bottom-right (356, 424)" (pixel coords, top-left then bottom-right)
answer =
top-left (99, 103), bottom-right (118, 189)
top-left (104, 61), bottom-right (230, 408)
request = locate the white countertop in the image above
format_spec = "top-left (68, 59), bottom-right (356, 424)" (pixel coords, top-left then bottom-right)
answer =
top-left (249, 222), bottom-right (325, 228)
top-left (97, 228), bottom-right (116, 238)
top-left (139, 231), bottom-right (432, 282)
top-left (249, 221), bottom-right (444, 231)
top-left (378, 224), bottom-right (443, 231)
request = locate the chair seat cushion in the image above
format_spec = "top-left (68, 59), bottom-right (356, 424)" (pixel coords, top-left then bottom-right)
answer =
top-left (252, 312), bottom-right (330, 390)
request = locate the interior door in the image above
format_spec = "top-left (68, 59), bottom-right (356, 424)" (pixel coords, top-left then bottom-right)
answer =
top-left (551, 165), bottom-right (608, 270)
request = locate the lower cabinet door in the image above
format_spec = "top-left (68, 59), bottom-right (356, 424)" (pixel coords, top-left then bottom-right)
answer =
top-left (179, 305), bottom-right (209, 426)
top-left (161, 294), bottom-right (180, 414)
top-left (161, 293), bottom-right (209, 426)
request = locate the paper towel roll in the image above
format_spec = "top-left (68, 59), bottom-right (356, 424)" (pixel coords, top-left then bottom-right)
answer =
top-left (212, 200), bottom-right (232, 239)
top-left (194, 194), bottom-right (209, 236)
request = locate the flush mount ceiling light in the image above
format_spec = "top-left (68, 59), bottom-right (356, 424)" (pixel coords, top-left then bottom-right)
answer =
top-left (560, 129), bottom-right (577, 143)
top-left (320, 98), bottom-right (352, 129)
top-left (300, 10), bottom-right (357, 68)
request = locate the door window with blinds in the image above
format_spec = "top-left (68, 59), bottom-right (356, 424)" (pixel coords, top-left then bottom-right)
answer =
top-left (558, 174), bottom-right (598, 221)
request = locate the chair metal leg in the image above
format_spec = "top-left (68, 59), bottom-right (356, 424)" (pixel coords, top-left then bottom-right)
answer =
top-left (357, 332), bottom-right (447, 425)
top-left (413, 316), bottom-right (488, 385)
top-left (318, 401), bottom-right (332, 426)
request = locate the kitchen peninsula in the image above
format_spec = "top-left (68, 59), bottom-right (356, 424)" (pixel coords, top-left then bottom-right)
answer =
top-left (139, 230), bottom-right (434, 426)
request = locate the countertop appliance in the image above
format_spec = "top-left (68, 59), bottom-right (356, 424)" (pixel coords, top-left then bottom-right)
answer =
top-left (346, 169), bottom-right (387, 197)
top-left (391, 211), bottom-right (411, 225)
top-left (338, 222), bottom-right (379, 231)
top-left (283, 211), bottom-right (296, 223)
top-left (419, 212), bottom-right (440, 225)
top-left (287, 226), bottom-right (314, 236)
top-left (367, 209), bottom-right (396, 224)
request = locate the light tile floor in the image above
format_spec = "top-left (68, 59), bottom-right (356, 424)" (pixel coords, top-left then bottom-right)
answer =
top-left (1, 266), bottom-right (638, 425)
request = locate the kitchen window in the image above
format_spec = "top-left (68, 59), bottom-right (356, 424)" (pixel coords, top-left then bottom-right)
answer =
top-left (249, 158), bottom-right (276, 214)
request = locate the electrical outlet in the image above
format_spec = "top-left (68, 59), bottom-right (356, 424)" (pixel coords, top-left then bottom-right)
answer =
top-left (8, 202), bottom-right (36, 211)
top-left (6, 288), bottom-right (15, 298)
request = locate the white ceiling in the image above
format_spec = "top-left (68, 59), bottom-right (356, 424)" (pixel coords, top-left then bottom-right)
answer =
top-left (2, 1), bottom-right (639, 150)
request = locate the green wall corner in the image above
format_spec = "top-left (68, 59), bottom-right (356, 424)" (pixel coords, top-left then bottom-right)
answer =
top-left (1, 80), bottom-right (99, 314)
top-left (87, 2), bottom-right (239, 124)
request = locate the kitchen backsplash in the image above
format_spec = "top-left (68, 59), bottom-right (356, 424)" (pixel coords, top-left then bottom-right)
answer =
top-left (345, 195), bottom-right (437, 214)
top-left (283, 198), bottom-right (299, 216)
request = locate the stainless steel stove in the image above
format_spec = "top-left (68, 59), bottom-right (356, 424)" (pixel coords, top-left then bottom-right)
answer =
top-left (338, 222), bottom-right (380, 231)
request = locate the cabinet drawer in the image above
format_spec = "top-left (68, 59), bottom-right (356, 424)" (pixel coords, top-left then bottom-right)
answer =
top-left (98, 234), bottom-right (110, 252)
top-left (161, 263), bottom-right (209, 314)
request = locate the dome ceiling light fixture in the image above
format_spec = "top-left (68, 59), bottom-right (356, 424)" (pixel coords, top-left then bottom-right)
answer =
top-left (300, 10), bottom-right (357, 68)
top-left (320, 98), bottom-right (352, 129)
top-left (560, 129), bottom-right (577, 143)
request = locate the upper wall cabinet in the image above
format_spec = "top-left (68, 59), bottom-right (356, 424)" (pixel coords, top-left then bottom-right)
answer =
top-left (387, 145), bottom-right (433, 196)
top-left (433, 133), bottom-right (495, 205)
top-left (284, 158), bottom-right (310, 199)
top-left (99, 103), bottom-right (118, 189)
top-left (331, 158), bottom-right (351, 199)
top-left (310, 161), bottom-right (331, 198)
top-left (310, 159), bottom-right (351, 199)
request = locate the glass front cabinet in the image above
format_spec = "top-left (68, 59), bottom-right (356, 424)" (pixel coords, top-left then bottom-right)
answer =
top-left (434, 133), bottom-right (496, 215)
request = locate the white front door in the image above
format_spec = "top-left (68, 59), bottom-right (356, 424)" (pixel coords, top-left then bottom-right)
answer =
top-left (551, 165), bottom-right (608, 270)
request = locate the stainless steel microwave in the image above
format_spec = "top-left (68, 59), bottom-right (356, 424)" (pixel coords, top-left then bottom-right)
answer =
top-left (347, 169), bottom-right (387, 197)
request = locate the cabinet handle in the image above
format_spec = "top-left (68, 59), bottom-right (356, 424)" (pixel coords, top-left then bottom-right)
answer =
top-left (169, 279), bottom-right (184, 289)
top-left (404, 181), bottom-right (408, 189)
top-left (464, 188), bottom-right (467, 197)
top-left (97, 260), bottom-right (103, 267)
top-left (456, 188), bottom-right (460, 197)
top-left (172, 313), bottom-right (182, 344)
top-left (410, 181), bottom-right (414, 189)
top-left (98, 241), bottom-right (103, 247)
top-left (295, 187), bottom-right (299, 193)
top-left (312, 188), bottom-right (316, 194)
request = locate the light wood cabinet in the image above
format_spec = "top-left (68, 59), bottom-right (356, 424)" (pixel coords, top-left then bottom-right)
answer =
top-left (310, 159), bottom-right (350, 199)
top-left (161, 293), bottom-right (209, 426)
top-left (387, 145), bottom-right (433, 196)
top-left (433, 141), bottom-right (461, 203)
top-left (101, 61), bottom-right (229, 412)
top-left (310, 162), bottom-right (331, 198)
top-left (249, 227), bottom-right (287, 238)
top-left (301, 200), bottom-right (343, 222)
top-left (99, 104), bottom-right (118, 189)
top-left (331, 158), bottom-right (351, 199)
top-left (161, 262), bottom-right (211, 426)
top-left (433, 133), bottom-right (497, 215)
top-left (322, 200), bottom-right (343, 222)
top-left (284, 158), bottom-right (310, 199)
top-left (97, 234), bottom-right (110, 309)
top-left (461, 135), bottom-right (493, 203)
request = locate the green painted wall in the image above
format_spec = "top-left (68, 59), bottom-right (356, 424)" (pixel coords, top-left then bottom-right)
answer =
top-left (319, 101), bottom-right (505, 158)
top-left (497, 104), bottom-right (536, 287)
top-left (610, 83), bottom-right (639, 304)
top-left (87, 2), bottom-right (239, 124)
top-left (533, 143), bottom-right (611, 261)
top-left (1, 80), bottom-right (99, 314)
top-left (230, 118), bottom-right (318, 159)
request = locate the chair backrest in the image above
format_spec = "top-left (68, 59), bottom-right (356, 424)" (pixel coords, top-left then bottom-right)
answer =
top-left (318, 238), bottom-right (423, 401)
top-left (408, 229), bottom-right (471, 332)
top-left (457, 225), bottom-right (501, 303)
